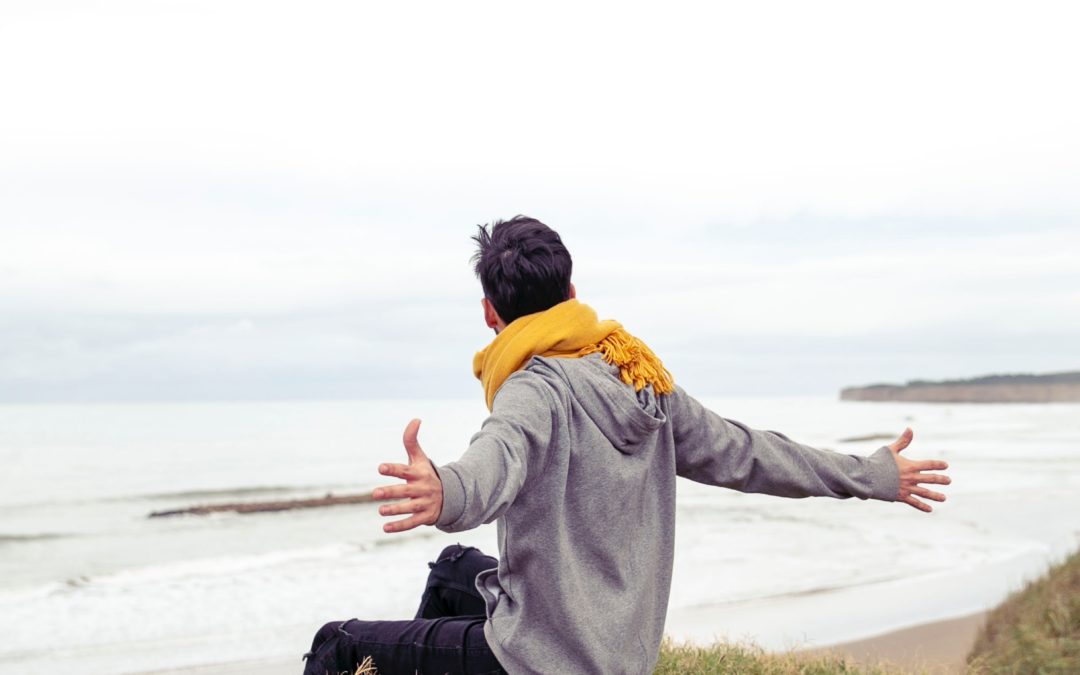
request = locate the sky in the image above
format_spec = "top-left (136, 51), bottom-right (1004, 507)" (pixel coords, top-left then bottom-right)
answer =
top-left (1, 1), bottom-right (1078, 402)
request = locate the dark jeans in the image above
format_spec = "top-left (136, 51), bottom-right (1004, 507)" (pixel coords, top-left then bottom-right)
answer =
top-left (302, 544), bottom-right (505, 675)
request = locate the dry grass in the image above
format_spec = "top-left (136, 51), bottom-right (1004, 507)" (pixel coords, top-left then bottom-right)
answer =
top-left (654, 638), bottom-right (904, 674)
top-left (967, 548), bottom-right (1080, 674)
top-left (353, 656), bottom-right (377, 675)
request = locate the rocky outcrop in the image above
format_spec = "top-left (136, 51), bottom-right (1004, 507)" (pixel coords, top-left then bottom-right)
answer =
top-left (841, 371), bottom-right (1080, 403)
top-left (148, 492), bottom-right (373, 518)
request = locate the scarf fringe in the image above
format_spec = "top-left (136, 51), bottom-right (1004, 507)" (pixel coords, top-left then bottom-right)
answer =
top-left (580, 328), bottom-right (675, 396)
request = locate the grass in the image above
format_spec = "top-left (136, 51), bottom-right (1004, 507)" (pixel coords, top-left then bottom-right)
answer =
top-left (652, 639), bottom-right (901, 674)
top-left (966, 548), bottom-right (1080, 674)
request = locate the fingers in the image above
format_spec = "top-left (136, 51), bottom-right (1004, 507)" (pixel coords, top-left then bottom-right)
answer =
top-left (912, 472), bottom-right (951, 486)
top-left (378, 462), bottom-right (415, 480)
top-left (371, 483), bottom-right (419, 500)
top-left (383, 513), bottom-right (430, 534)
top-left (402, 418), bottom-right (426, 464)
top-left (889, 427), bottom-right (914, 453)
top-left (378, 498), bottom-right (424, 517)
top-left (909, 485), bottom-right (947, 503)
top-left (897, 466), bottom-right (951, 512)
top-left (373, 480), bottom-right (442, 532)
top-left (915, 459), bottom-right (949, 472)
top-left (902, 494), bottom-right (933, 513)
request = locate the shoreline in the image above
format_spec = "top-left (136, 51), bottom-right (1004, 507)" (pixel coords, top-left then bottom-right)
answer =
top-left (133, 612), bottom-right (987, 674)
top-left (803, 611), bottom-right (986, 673)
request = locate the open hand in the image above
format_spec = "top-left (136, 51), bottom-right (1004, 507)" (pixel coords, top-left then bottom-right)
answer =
top-left (371, 419), bottom-right (443, 533)
top-left (889, 427), bottom-right (950, 512)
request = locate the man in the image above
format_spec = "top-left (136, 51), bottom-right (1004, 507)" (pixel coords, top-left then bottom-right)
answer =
top-left (303, 216), bottom-right (950, 675)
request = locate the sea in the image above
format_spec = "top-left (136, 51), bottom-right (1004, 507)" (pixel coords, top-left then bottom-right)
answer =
top-left (1, 396), bottom-right (1078, 674)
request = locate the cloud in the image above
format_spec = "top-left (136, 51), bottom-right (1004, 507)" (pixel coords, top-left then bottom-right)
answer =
top-left (1, 2), bottom-right (1078, 401)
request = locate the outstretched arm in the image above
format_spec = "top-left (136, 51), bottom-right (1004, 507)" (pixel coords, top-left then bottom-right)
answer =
top-left (433, 375), bottom-right (554, 532)
top-left (670, 386), bottom-right (949, 507)
top-left (372, 374), bottom-right (554, 534)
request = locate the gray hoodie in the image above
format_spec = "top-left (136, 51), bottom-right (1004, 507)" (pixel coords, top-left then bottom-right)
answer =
top-left (436, 353), bottom-right (899, 674)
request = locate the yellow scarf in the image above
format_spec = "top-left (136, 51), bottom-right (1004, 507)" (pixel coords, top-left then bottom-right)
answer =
top-left (473, 299), bottom-right (674, 410)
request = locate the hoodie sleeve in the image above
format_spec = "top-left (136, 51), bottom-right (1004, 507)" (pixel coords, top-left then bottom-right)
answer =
top-left (668, 385), bottom-right (899, 501)
top-left (435, 373), bottom-right (556, 533)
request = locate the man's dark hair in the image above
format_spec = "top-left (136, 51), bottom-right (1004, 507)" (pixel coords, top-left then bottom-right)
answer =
top-left (471, 216), bottom-right (573, 324)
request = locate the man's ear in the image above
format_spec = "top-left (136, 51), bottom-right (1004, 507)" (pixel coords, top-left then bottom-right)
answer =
top-left (482, 298), bottom-right (501, 330)
top-left (568, 283), bottom-right (577, 299)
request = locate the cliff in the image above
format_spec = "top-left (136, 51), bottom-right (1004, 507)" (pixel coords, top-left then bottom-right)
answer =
top-left (840, 371), bottom-right (1080, 403)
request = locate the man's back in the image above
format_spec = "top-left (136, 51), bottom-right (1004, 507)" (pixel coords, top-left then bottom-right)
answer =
top-left (436, 353), bottom-right (677, 674)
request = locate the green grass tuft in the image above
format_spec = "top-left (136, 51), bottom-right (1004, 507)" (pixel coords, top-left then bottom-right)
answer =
top-left (967, 548), bottom-right (1080, 674)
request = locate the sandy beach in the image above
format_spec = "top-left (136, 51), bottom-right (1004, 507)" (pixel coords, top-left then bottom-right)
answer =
top-left (806, 611), bottom-right (986, 674)
top-left (136, 611), bottom-right (987, 674)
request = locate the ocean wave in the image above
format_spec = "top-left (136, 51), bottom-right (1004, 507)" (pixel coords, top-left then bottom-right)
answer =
top-left (0, 482), bottom-right (364, 510)
top-left (17, 544), bottom-right (356, 601)
top-left (677, 572), bottom-right (912, 610)
top-left (2, 528), bottom-right (441, 601)
top-left (0, 532), bottom-right (73, 545)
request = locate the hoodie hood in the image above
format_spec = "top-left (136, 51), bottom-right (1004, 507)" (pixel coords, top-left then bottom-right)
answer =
top-left (521, 353), bottom-right (667, 454)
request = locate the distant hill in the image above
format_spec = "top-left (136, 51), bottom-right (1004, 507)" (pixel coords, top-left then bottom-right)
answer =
top-left (840, 371), bottom-right (1080, 403)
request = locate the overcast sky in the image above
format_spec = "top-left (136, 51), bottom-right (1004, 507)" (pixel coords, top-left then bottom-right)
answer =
top-left (1, 1), bottom-right (1078, 402)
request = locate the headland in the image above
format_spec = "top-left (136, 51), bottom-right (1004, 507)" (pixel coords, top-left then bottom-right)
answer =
top-left (840, 371), bottom-right (1080, 403)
